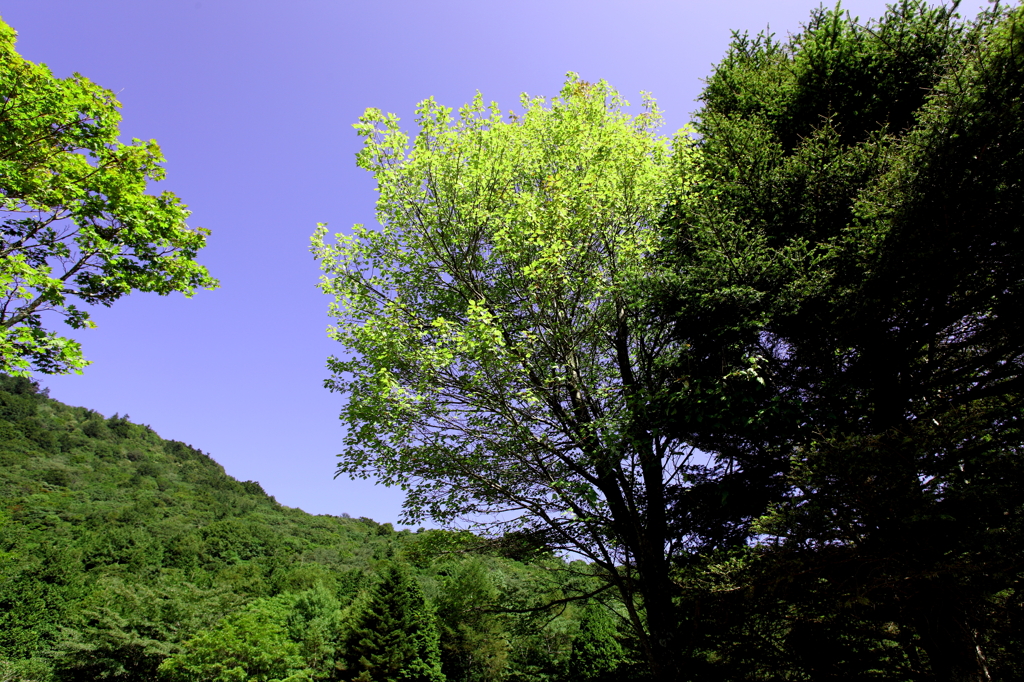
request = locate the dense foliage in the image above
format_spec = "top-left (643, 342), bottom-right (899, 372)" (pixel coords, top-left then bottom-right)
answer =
top-left (312, 75), bottom-right (695, 677)
top-left (4, 2), bottom-right (1022, 681)
top-left (315, 2), bottom-right (1024, 681)
top-left (0, 374), bottom-right (636, 682)
top-left (0, 16), bottom-right (216, 375)
top-left (657, 1), bottom-right (1024, 680)
top-left (332, 563), bottom-right (443, 682)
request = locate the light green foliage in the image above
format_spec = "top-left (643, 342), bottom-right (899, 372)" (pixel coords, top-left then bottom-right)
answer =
top-left (287, 584), bottom-right (345, 678)
top-left (0, 657), bottom-right (51, 682)
top-left (313, 75), bottom-right (696, 671)
top-left (0, 17), bottom-right (216, 375)
top-left (568, 605), bottom-right (627, 682)
top-left (159, 595), bottom-right (312, 682)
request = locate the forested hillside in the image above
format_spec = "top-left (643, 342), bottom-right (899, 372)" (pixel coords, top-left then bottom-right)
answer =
top-left (0, 374), bottom-right (636, 681)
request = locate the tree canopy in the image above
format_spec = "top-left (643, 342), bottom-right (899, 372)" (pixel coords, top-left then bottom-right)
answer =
top-left (316, 2), bottom-right (1024, 680)
top-left (0, 17), bottom-right (216, 375)
top-left (0, 372), bottom-right (604, 682)
top-left (657, 1), bottom-right (1024, 679)
top-left (334, 562), bottom-right (443, 682)
top-left (313, 74), bottom-right (695, 678)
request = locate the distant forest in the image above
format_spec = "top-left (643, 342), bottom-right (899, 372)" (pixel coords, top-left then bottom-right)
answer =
top-left (0, 374), bottom-right (635, 681)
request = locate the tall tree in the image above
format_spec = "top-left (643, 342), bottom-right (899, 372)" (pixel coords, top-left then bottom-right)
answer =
top-left (313, 75), bottom-right (694, 679)
top-left (658, 2), bottom-right (1024, 679)
top-left (433, 559), bottom-right (507, 682)
top-left (334, 563), bottom-right (443, 682)
top-left (0, 16), bottom-right (216, 375)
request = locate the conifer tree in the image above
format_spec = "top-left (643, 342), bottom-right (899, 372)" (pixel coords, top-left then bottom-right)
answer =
top-left (334, 563), bottom-right (444, 682)
top-left (659, 2), bottom-right (1024, 679)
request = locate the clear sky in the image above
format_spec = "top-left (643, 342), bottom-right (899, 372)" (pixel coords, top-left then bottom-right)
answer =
top-left (1, 0), bottom-right (977, 525)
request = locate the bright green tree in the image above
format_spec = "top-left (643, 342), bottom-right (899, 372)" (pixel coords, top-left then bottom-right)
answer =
top-left (333, 563), bottom-right (443, 682)
top-left (313, 74), bottom-right (695, 680)
top-left (568, 605), bottom-right (627, 682)
top-left (434, 559), bottom-right (508, 682)
top-left (287, 584), bottom-right (345, 680)
top-left (0, 17), bottom-right (216, 375)
top-left (158, 596), bottom-right (312, 682)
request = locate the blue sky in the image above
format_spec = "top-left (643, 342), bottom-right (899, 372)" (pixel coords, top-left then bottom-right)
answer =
top-left (1, 0), bottom-right (974, 524)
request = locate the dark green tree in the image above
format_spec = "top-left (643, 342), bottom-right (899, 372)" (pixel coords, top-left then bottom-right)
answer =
top-left (659, 2), bottom-right (1024, 680)
top-left (334, 563), bottom-right (443, 682)
top-left (52, 603), bottom-right (174, 681)
top-left (0, 543), bottom-right (85, 661)
top-left (49, 577), bottom-right (231, 682)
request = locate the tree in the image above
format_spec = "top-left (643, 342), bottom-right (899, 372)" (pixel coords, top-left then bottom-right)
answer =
top-left (49, 577), bottom-right (229, 682)
top-left (433, 559), bottom-right (508, 682)
top-left (0, 17), bottom-right (216, 375)
top-left (313, 75), bottom-right (694, 679)
top-left (0, 542), bottom-right (85, 662)
top-left (333, 563), bottom-right (443, 682)
top-left (286, 583), bottom-right (345, 679)
top-left (158, 595), bottom-right (312, 682)
top-left (568, 605), bottom-right (628, 682)
top-left (657, 2), bottom-right (1024, 679)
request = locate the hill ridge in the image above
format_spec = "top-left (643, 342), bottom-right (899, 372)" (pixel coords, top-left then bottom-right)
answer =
top-left (0, 373), bottom-right (617, 682)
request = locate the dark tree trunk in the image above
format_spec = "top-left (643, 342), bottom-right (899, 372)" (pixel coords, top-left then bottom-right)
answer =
top-left (910, 589), bottom-right (991, 682)
top-left (640, 573), bottom-right (682, 682)
top-left (631, 520), bottom-right (682, 682)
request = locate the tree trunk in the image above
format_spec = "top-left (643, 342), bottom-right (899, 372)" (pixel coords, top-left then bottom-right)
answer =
top-left (640, 577), bottom-right (682, 682)
top-left (910, 590), bottom-right (991, 682)
top-left (633, 528), bottom-right (681, 682)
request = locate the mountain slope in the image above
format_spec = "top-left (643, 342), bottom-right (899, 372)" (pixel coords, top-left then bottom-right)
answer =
top-left (0, 374), bottom-right (632, 682)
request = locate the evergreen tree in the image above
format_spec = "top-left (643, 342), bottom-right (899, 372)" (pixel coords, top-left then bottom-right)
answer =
top-left (334, 563), bottom-right (444, 682)
top-left (658, 2), bottom-right (1024, 679)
